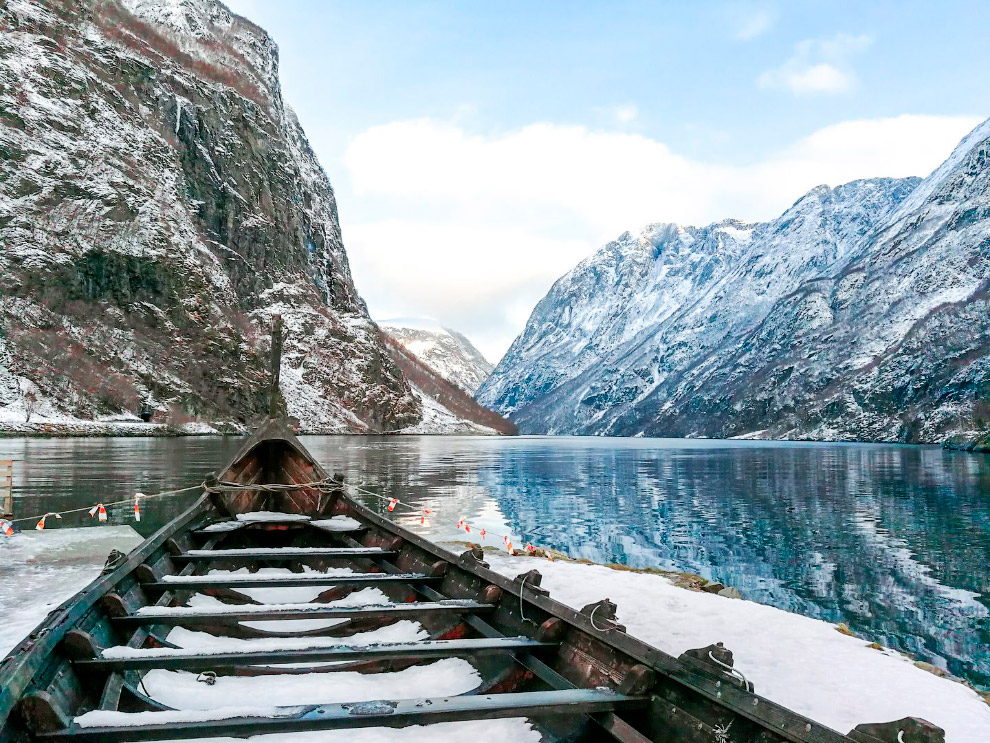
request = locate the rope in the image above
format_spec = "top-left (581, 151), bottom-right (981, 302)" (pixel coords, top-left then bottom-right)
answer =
top-left (3, 476), bottom-right (339, 531)
top-left (204, 479), bottom-right (336, 494)
top-left (3, 471), bottom-right (560, 573)
top-left (2, 484), bottom-right (204, 527)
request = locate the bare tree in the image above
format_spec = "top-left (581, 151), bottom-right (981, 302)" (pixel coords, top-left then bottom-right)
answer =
top-left (23, 390), bottom-right (38, 423)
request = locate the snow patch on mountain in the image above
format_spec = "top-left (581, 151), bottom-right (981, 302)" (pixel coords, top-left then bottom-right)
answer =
top-left (400, 386), bottom-right (498, 435)
top-left (381, 320), bottom-right (493, 394)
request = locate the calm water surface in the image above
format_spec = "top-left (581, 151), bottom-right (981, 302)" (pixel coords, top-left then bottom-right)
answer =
top-left (2, 435), bottom-right (989, 688)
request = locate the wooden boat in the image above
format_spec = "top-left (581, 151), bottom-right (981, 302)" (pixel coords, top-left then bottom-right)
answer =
top-left (0, 326), bottom-right (945, 743)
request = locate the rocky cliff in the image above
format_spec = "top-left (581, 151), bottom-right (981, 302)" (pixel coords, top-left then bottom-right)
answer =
top-left (479, 119), bottom-right (990, 444)
top-left (0, 0), bottom-right (420, 432)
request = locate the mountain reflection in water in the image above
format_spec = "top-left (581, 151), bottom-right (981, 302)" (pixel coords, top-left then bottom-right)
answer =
top-left (2, 435), bottom-right (988, 688)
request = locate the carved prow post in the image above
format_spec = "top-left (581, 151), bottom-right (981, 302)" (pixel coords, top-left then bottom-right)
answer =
top-left (268, 314), bottom-right (285, 419)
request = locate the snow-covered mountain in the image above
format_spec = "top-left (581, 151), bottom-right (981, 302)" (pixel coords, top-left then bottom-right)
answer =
top-left (380, 333), bottom-right (515, 435)
top-left (0, 0), bottom-right (420, 432)
top-left (479, 118), bottom-right (990, 444)
top-left (380, 319), bottom-right (494, 393)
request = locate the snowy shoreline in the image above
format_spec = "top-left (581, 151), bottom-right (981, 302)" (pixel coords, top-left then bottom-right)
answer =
top-left (1, 420), bottom-right (985, 448)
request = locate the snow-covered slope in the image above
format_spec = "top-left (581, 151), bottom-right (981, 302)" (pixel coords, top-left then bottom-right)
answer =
top-left (0, 0), bottom-right (419, 432)
top-left (380, 334), bottom-right (515, 435)
top-left (480, 120), bottom-right (990, 443)
top-left (380, 319), bottom-right (493, 394)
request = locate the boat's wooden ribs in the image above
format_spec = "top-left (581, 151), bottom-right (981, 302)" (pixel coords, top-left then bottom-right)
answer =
top-left (75, 637), bottom-right (555, 672)
top-left (333, 534), bottom-right (652, 742)
top-left (41, 690), bottom-right (647, 742)
top-left (112, 600), bottom-right (495, 627)
top-left (143, 572), bottom-right (440, 590)
top-left (174, 547), bottom-right (397, 561)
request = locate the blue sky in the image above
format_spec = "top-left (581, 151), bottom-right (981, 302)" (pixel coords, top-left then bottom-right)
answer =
top-left (225, 0), bottom-right (986, 361)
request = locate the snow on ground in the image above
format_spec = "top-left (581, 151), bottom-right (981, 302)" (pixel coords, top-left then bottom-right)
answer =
top-left (479, 551), bottom-right (990, 742)
top-left (0, 526), bottom-right (143, 656)
top-left (176, 422), bottom-right (220, 435)
top-left (401, 385), bottom-right (497, 435)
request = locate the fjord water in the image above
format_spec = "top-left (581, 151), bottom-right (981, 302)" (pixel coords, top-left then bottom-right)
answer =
top-left (1, 435), bottom-right (988, 688)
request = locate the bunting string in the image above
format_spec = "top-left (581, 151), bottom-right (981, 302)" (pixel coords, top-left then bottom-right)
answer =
top-left (1, 475), bottom-right (560, 562)
top-left (1, 483), bottom-right (203, 534)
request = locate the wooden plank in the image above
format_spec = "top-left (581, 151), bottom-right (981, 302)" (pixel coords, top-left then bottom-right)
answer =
top-left (174, 547), bottom-right (397, 562)
top-left (96, 675), bottom-right (123, 712)
top-left (75, 636), bottom-right (554, 672)
top-left (112, 600), bottom-right (495, 627)
top-left (336, 534), bottom-right (651, 743)
top-left (0, 459), bottom-right (11, 516)
top-left (144, 572), bottom-right (438, 590)
top-left (41, 689), bottom-right (647, 742)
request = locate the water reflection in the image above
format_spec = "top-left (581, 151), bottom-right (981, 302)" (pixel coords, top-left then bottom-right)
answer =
top-left (1, 435), bottom-right (988, 687)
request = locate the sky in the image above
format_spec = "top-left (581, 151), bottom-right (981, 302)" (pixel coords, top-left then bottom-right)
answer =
top-left (223, 0), bottom-right (986, 363)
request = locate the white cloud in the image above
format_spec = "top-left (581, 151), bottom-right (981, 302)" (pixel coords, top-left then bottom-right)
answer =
top-left (343, 114), bottom-right (981, 361)
top-left (759, 33), bottom-right (872, 94)
top-left (613, 104), bottom-right (639, 124)
top-left (731, 6), bottom-right (776, 41)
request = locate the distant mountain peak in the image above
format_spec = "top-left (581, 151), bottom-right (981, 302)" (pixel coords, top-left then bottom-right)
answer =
top-left (381, 321), bottom-right (493, 394)
top-left (481, 113), bottom-right (990, 444)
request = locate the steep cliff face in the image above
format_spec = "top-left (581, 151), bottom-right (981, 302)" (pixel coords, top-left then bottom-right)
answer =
top-left (481, 120), bottom-right (990, 443)
top-left (0, 0), bottom-right (420, 431)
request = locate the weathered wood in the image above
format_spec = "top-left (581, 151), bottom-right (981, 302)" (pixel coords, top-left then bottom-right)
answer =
top-left (18, 692), bottom-right (71, 736)
top-left (340, 495), bottom-right (853, 743)
top-left (40, 689), bottom-right (647, 742)
top-left (112, 600), bottom-right (495, 627)
top-left (268, 314), bottom-right (284, 418)
top-left (0, 459), bottom-right (12, 516)
top-left (97, 675), bottom-right (124, 711)
top-left (60, 631), bottom-right (102, 661)
top-left (536, 617), bottom-right (567, 642)
top-left (173, 547), bottom-right (397, 562)
top-left (848, 717), bottom-right (945, 743)
top-left (75, 636), bottom-right (554, 672)
top-left (679, 641), bottom-right (755, 692)
top-left (580, 598), bottom-right (626, 633)
top-left (342, 535), bottom-right (649, 743)
top-left (142, 572), bottom-right (439, 591)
